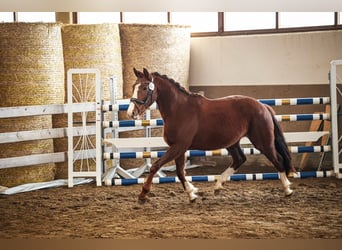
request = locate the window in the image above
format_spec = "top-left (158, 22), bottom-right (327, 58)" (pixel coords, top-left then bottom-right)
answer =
top-left (17, 12), bottom-right (55, 22)
top-left (279, 12), bottom-right (335, 28)
top-left (225, 12), bottom-right (276, 31)
top-left (123, 12), bottom-right (168, 24)
top-left (76, 12), bottom-right (340, 35)
top-left (0, 12), bottom-right (14, 22)
top-left (171, 12), bottom-right (218, 32)
top-left (78, 12), bottom-right (120, 24)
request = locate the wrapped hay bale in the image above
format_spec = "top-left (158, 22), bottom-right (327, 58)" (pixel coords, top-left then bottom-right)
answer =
top-left (0, 23), bottom-right (65, 187)
top-left (119, 24), bottom-right (191, 170)
top-left (54, 23), bottom-right (123, 178)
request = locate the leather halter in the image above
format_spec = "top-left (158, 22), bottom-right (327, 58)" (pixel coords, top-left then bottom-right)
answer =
top-left (130, 81), bottom-right (155, 107)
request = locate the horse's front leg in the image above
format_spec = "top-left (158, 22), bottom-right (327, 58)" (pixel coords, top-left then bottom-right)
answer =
top-left (175, 154), bottom-right (198, 202)
top-left (214, 143), bottom-right (246, 195)
top-left (138, 144), bottom-right (187, 203)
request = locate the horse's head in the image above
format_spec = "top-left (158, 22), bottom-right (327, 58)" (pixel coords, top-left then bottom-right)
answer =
top-left (127, 68), bottom-right (157, 119)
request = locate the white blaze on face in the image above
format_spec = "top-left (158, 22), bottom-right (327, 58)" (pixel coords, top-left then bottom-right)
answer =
top-left (127, 83), bottom-right (140, 118)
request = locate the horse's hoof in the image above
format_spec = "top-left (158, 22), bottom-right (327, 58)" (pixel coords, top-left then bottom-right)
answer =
top-left (214, 189), bottom-right (221, 196)
top-left (138, 198), bottom-right (148, 204)
top-left (285, 189), bottom-right (294, 197)
top-left (188, 192), bottom-right (198, 202)
top-left (190, 196), bottom-right (197, 203)
top-left (138, 196), bottom-right (149, 204)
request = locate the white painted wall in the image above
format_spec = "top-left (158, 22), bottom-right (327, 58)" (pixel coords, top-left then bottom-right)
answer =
top-left (189, 30), bottom-right (342, 86)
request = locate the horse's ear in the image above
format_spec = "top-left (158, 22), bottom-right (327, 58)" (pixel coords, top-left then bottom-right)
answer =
top-left (143, 68), bottom-right (151, 80)
top-left (133, 68), bottom-right (143, 78)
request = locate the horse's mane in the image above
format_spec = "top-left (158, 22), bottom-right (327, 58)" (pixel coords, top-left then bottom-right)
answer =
top-left (152, 72), bottom-right (199, 97)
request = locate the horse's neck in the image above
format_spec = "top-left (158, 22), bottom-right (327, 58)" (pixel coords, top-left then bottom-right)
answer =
top-left (156, 81), bottom-right (189, 120)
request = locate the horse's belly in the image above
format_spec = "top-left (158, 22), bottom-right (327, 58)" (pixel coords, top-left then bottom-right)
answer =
top-left (188, 100), bottom-right (254, 150)
top-left (189, 132), bottom-right (243, 150)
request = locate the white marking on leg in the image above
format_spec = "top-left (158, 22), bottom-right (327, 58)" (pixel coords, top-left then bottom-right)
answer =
top-left (184, 181), bottom-right (198, 201)
top-left (280, 172), bottom-right (293, 196)
top-left (127, 83), bottom-right (140, 118)
top-left (215, 167), bottom-right (235, 191)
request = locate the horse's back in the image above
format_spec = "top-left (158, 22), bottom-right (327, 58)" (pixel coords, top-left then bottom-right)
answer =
top-left (184, 95), bottom-right (269, 150)
top-left (211, 95), bottom-right (273, 129)
top-left (202, 95), bottom-right (267, 119)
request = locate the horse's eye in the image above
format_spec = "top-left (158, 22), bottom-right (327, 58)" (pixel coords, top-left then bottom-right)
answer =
top-left (143, 86), bottom-right (147, 91)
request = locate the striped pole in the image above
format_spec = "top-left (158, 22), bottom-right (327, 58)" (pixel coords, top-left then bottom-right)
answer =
top-left (102, 102), bottom-right (158, 112)
top-left (109, 170), bottom-right (334, 186)
top-left (259, 97), bottom-right (330, 106)
top-left (102, 97), bottom-right (330, 112)
top-left (103, 119), bottom-right (163, 128)
top-left (103, 145), bottom-right (331, 160)
top-left (276, 113), bottom-right (330, 122)
top-left (102, 113), bottom-right (330, 128)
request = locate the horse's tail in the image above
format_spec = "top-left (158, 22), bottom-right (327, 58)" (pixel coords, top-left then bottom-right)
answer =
top-left (266, 105), bottom-right (295, 176)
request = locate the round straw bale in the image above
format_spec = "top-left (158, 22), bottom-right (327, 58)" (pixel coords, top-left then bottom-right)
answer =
top-left (54, 23), bottom-right (123, 178)
top-left (119, 24), bottom-right (191, 169)
top-left (0, 23), bottom-right (65, 187)
top-left (120, 23), bottom-right (190, 97)
top-left (61, 23), bottom-right (123, 101)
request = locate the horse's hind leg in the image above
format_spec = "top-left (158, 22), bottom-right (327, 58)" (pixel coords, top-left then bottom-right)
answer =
top-left (248, 105), bottom-right (293, 196)
top-left (249, 134), bottom-right (293, 196)
top-left (264, 149), bottom-right (293, 196)
top-left (214, 142), bottom-right (246, 195)
top-left (175, 154), bottom-right (198, 202)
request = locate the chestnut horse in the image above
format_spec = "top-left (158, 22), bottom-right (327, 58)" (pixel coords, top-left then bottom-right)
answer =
top-left (127, 68), bottom-right (296, 203)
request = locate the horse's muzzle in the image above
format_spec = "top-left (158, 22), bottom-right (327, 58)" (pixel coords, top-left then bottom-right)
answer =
top-left (127, 102), bottom-right (141, 120)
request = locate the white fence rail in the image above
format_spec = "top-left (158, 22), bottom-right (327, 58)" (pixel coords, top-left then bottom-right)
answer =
top-left (0, 104), bottom-right (97, 167)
